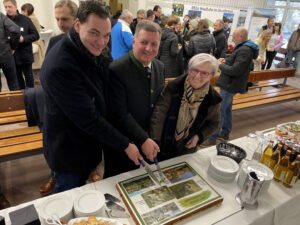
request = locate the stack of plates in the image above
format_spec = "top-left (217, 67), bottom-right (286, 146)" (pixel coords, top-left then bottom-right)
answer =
top-left (208, 155), bottom-right (239, 183)
top-left (237, 160), bottom-right (274, 194)
top-left (74, 190), bottom-right (106, 217)
top-left (39, 195), bottom-right (73, 225)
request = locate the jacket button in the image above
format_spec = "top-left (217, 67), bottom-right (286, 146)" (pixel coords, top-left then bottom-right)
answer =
top-left (151, 89), bottom-right (154, 94)
top-left (151, 104), bottom-right (154, 108)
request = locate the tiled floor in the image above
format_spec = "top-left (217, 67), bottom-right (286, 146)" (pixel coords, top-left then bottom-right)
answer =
top-left (0, 75), bottom-right (300, 208)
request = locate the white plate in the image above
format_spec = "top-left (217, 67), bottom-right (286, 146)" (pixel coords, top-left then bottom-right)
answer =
top-left (74, 190), bottom-right (105, 217)
top-left (211, 155), bottom-right (239, 175)
top-left (39, 195), bottom-right (73, 224)
top-left (68, 217), bottom-right (123, 225)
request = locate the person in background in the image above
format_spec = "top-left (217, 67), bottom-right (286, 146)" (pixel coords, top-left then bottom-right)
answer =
top-left (3, 0), bottom-right (39, 89)
top-left (130, 9), bottom-right (145, 35)
top-left (260, 17), bottom-right (275, 35)
top-left (213, 19), bottom-right (227, 59)
top-left (111, 9), bottom-right (133, 60)
top-left (158, 15), bottom-right (182, 78)
top-left (21, 3), bottom-right (45, 75)
top-left (182, 15), bottom-right (191, 38)
top-left (46, 0), bottom-right (78, 53)
top-left (286, 23), bottom-right (300, 69)
top-left (150, 53), bottom-right (221, 161)
top-left (262, 22), bottom-right (283, 70)
top-left (254, 29), bottom-right (272, 71)
top-left (205, 27), bottom-right (258, 145)
top-left (223, 17), bottom-right (231, 41)
top-left (146, 9), bottom-right (155, 21)
top-left (104, 20), bottom-right (164, 178)
top-left (40, 1), bottom-right (142, 193)
top-left (183, 19), bottom-right (198, 71)
top-left (186, 19), bottom-right (215, 59)
top-left (0, 11), bottom-right (20, 92)
top-left (110, 9), bottom-right (121, 28)
top-left (153, 5), bottom-right (162, 26)
top-left (39, 0), bottom-right (78, 196)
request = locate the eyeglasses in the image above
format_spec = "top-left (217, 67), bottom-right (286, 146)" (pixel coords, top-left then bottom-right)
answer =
top-left (189, 68), bottom-right (212, 78)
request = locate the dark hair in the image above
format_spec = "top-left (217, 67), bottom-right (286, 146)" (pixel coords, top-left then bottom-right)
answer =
top-left (275, 22), bottom-right (282, 35)
top-left (77, 0), bottom-right (109, 23)
top-left (267, 17), bottom-right (275, 22)
top-left (3, 0), bottom-right (17, 6)
top-left (21, 3), bottom-right (34, 16)
top-left (153, 5), bottom-right (161, 12)
top-left (147, 9), bottom-right (154, 18)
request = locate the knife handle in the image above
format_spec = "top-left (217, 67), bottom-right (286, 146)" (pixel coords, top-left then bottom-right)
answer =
top-left (154, 157), bottom-right (158, 165)
top-left (139, 159), bottom-right (145, 167)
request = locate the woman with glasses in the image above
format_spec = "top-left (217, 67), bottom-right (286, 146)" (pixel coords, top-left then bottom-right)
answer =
top-left (149, 53), bottom-right (221, 161)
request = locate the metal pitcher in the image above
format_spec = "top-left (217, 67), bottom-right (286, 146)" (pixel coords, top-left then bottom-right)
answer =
top-left (236, 171), bottom-right (264, 209)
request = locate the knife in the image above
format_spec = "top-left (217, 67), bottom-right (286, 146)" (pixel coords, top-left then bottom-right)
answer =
top-left (154, 157), bottom-right (165, 183)
top-left (139, 159), bottom-right (161, 186)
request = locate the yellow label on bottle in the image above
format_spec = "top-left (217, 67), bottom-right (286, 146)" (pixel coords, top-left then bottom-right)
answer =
top-left (280, 171), bottom-right (287, 181)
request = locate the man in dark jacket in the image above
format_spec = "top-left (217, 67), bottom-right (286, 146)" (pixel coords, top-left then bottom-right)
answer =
top-left (40, 1), bottom-right (143, 193)
top-left (4, 0), bottom-right (39, 89)
top-left (206, 27), bottom-right (258, 145)
top-left (0, 11), bottom-right (20, 91)
top-left (130, 9), bottom-right (145, 35)
top-left (105, 20), bottom-right (164, 178)
top-left (153, 5), bottom-right (162, 26)
top-left (39, 0), bottom-right (78, 196)
top-left (213, 19), bottom-right (227, 59)
top-left (46, 0), bottom-right (78, 55)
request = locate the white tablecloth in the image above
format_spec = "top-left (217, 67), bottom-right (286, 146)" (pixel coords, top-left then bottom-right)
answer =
top-left (0, 134), bottom-right (299, 225)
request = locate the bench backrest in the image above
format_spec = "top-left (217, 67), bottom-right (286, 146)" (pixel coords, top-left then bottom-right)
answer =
top-left (248, 68), bottom-right (296, 82)
top-left (0, 93), bottom-right (25, 112)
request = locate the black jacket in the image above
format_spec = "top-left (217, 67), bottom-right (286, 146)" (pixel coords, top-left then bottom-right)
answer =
top-left (0, 12), bottom-right (20, 63)
top-left (213, 29), bottom-right (227, 59)
top-left (103, 52), bottom-right (164, 177)
top-left (40, 28), bottom-right (129, 173)
top-left (158, 28), bottom-right (181, 78)
top-left (45, 33), bottom-right (65, 55)
top-left (129, 18), bottom-right (137, 35)
top-left (216, 40), bottom-right (259, 94)
top-left (8, 12), bottom-right (39, 65)
top-left (186, 29), bottom-right (216, 58)
top-left (150, 74), bottom-right (222, 161)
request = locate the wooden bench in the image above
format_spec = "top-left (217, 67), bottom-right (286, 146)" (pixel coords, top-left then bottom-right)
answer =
top-left (232, 86), bottom-right (300, 110)
top-left (0, 91), bottom-right (27, 126)
top-left (0, 126), bottom-right (42, 162)
top-left (247, 68), bottom-right (296, 91)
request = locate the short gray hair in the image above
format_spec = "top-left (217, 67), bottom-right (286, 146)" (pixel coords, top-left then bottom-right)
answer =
top-left (215, 19), bottom-right (224, 27)
top-left (55, 0), bottom-right (78, 18)
top-left (137, 9), bottom-right (146, 16)
top-left (120, 9), bottom-right (133, 20)
top-left (188, 53), bottom-right (219, 75)
top-left (134, 20), bottom-right (162, 38)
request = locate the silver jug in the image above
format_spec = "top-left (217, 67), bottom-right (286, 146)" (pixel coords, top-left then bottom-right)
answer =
top-left (236, 171), bottom-right (264, 209)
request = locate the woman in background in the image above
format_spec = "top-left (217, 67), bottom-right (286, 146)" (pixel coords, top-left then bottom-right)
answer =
top-left (150, 53), bottom-right (221, 161)
top-left (21, 3), bottom-right (45, 72)
top-left (262, 22), bottom-right (283, 69)
top-left (254, 29), bottom-right (272, 71)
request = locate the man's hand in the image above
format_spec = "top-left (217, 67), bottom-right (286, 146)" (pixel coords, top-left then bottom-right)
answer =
top-left (218, 58), bottom-right (225, 65)
top-left (19, 36), bottom-right (24, 43)
top-left (141, 138), bottom-right (160, 161)
top-left (124, 143), bottom-right (143, 165)
top-left (185, 135), bottom-right (199, 149)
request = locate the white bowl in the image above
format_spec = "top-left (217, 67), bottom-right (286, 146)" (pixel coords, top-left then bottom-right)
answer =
top-left (237, 160), bottom-right (274, 194)
top-left (39, 195), bottom-right (73, 225)
top-left (73, 190), bottom-right (106, 217)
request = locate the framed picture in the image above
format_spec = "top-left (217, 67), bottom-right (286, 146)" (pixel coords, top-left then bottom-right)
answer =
top-left (117, 162), bottom-right (223, 225)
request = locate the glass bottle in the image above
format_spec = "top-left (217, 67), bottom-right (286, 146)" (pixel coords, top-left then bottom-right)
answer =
top-left (273, 150), bottom-right (292, 182)
top-left (268, 144), bottom-right (282, 170)
top-left (282, 155), bottom-right (300, 188)
top-left (260, 140), bottom-right (274, 166)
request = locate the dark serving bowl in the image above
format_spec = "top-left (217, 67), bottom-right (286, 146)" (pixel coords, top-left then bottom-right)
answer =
top-left (216, 143), bottom-right (247, 164)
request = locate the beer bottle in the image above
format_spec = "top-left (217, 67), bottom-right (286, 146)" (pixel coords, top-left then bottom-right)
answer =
top-left (268, 144), bottom-right (282, 170)
top-left (273, 150), bottom-right (291, 182)
top-left (283, 155), bottom-right (300, 188)
top-left (260, 140), bottom-right (274, 166)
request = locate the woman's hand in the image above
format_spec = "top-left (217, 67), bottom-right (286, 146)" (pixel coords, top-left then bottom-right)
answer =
top-left (185, 135), bottom-right (199, 149)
